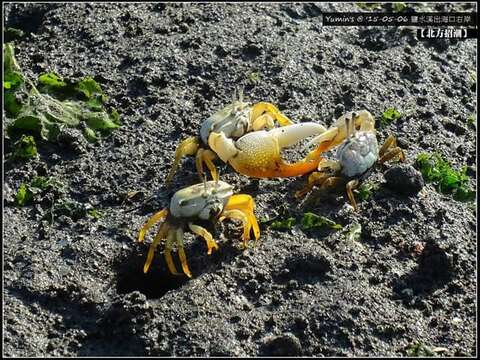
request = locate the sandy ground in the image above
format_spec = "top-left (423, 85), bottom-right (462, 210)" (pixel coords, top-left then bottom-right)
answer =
top-left (3, 2), bottom-right (477, 356)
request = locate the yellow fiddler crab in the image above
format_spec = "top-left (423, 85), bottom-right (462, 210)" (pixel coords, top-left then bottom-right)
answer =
top-left (138, 179), bottom-right (260, 277)
top-left (165, 90), bottom-right (328, 182)
top-left (295, 110), bottom-right (405, 210)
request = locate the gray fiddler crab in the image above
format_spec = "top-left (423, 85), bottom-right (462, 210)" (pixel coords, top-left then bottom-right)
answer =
top-left (138, 179), bottom-right (260, 277)
top-left (296, 110), bottom-right (405, 210)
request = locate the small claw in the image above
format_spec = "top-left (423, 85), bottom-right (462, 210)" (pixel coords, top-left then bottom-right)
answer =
top-left (188, 223), bottom-right (219, 255)
top-left (305, 127), bottom-right (339, 151)
top-left (250, 102), bottom-right (293, 127)
top-left (208, 132), bottom-right (238, 163)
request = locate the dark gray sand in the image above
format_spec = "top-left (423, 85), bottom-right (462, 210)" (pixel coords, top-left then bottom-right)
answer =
top-left (3, 2), bottom-right (477, 356)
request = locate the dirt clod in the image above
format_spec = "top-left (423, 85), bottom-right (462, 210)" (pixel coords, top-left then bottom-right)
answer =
top-left (261, 333), bottom-right (303, 356)
top-left (384, 164), bottom-right (425, 195)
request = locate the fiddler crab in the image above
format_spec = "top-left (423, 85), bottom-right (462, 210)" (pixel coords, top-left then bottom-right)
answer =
top-left (138, 179), bottom-right (260, 277)
top-left (295, 110), bottom-right (405, 210)
top-left (165, 90), bottom-right (328, 183)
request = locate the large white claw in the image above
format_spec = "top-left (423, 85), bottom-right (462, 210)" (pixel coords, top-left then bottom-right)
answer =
top-left (268, 122), bottom-right (327, 148)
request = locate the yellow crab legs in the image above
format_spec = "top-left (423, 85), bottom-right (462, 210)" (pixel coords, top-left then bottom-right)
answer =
top-left (137, 181), bottom-right (260, 277)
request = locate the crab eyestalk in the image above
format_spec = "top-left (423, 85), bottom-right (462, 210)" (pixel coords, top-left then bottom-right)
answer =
top-left (345, 114), bottom-right (352, 138)
top-left (232, 88), bottom-right (237, 104)
top-left (238, 86), bottom-right (244, 104)
top-left (202, 175), bottom-right (208, 195)
top-left (350, 112), bottom-right (356, 137)
top-left (214, 169), bottom-right (220, 189)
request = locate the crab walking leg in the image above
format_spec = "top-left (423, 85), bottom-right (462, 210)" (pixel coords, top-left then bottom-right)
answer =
top-left (138, 209), bottom-right (168, 243)
top-left (346, 179), bottom-right (360, 211)
top-left (165, 136), bottom-right (200, 183)
top-left (196, 148), bottom-right (219, 181)
top-left (188, 223), bottom-right (219, 255)
top-left (319, 176), bottom-right (347, 191)
top-left (224, 194), bottom-right (260, 241)
top-left (378, 135), bottom-right (405, 164)
top-left (220, 209), bottom-right (251, 248)
top-left (164, 228), bottom-right (181, 276)
top-left (175, 227), bottom-right (192, 278)
top-left (143, 221), bottom-right (170, 273)
top-left (379, 134), bottom-right (396, 157)
top-left (295, 171), bottom-right (331, 198)
top-left (210, 123), bottom-right (328, 178)
top-left (295, 158), bottom-right (342, 197)
top-left (303, 175), bottom-right (347, 207)
top-left (195, 148), bottom-right (206, 181)
top-left (250, 102), bottom-right (294, 127)
top-left (379, 147), bottom-right (405, 164)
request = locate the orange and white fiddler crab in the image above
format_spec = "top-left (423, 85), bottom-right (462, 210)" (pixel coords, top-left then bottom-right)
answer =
top-left (138, 179), bottom-right (260, 278)
top-left (165, 90), bottom-right (328, 183)
top-left (295, 110), bottom-right (405, 210)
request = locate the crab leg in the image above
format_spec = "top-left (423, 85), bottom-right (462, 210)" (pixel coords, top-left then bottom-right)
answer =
top-left (143, 221), bottom-right (170, 273)
top-left (188, 223), bottom-right (219, 255)
top-left (250, 102), bottom-right (293, 129)
top-left (378, 135), bottom-right (405, 164)
top-left (164, 228), bottom-right (181, 276)
top-left (165, 136), bottom-right (200, 184)
top-left (195, 148), bottom-right (219, 182)
top-left (138, 209), bottom-right (168, 243)
top-left (318, 176), bottom-right (346, 190)
top-left (295, 171), bottom-right (332, 198)
top-left (302, 175), bottom-right (347, 207)
top-left (175, 227), bottom-right (192, 278)
top-left (379, 147), bottom-right (405, 164)
top-left (346, 179), bottom-right (360, 211)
